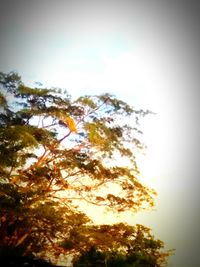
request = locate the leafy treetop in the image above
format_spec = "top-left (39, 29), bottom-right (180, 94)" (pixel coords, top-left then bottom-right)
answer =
top-left (0, 72), bottom-right (171, 266)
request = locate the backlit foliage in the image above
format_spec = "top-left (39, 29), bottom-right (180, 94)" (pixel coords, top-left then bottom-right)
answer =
top-left (0, 72), bottom-right (172, 266)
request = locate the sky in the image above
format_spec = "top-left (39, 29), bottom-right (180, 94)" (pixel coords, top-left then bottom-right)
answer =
top-left (1, 1), bottom-right (200, 266)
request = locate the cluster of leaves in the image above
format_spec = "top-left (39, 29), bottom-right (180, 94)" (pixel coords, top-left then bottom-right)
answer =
top-left (68, 223), bottom-right (173, 266)
top-left (0, 71), bottom-right (172, 266)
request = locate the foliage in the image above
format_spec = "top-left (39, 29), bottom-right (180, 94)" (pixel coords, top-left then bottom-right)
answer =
top-left (0, 71), bottom-right (171, 266)
top-left (72, 223), bottom-right (173, 267)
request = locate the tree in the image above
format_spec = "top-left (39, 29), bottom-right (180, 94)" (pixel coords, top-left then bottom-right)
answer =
top-left (0, 72), bottom-right (172, 266)
top-left (73, 224), bottom-right (172, 267)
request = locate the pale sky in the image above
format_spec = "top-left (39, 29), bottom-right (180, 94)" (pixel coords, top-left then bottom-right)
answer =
top-left (1, 1), bottom-right (200, 266)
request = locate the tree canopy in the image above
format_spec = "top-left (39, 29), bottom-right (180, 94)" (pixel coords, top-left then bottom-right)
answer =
top-left (0, 71), bottom-right (172, 266)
